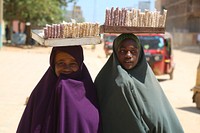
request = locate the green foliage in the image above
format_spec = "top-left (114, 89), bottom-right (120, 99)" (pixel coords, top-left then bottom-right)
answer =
top-left (3, 0), bottom-right (76, 27)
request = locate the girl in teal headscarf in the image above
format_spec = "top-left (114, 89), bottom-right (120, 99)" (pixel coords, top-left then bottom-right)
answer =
top-left (95, 33), bottom-right (184, 133)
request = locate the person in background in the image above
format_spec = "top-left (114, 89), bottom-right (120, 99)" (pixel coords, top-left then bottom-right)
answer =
top-left (11, 31), bottom-right (26, 46)
top-left (94, 33), bottom-right (184, 133)
top-left (17, 46), bottom-right (100, 133)
top-left (5, 24), bottom-right (10, 44)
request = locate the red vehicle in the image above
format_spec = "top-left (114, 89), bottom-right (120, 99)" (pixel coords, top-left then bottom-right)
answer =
top-left (137, 32), bottom-right (175, 79)
top-left (103, 34), bottom-right (118, 57)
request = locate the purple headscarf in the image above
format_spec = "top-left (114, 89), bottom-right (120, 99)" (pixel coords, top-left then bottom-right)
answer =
top-left (17, 46), bottom-right (100, 133)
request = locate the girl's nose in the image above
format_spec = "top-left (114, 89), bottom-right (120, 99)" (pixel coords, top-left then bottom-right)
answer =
top-left (64, 64), bottom-right (72, 69)
top-left (125, 51), bottom-right (132, 57)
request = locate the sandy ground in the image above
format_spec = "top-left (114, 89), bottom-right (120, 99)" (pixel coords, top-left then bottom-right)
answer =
top-left (0, 43), bottom-right (200, 133)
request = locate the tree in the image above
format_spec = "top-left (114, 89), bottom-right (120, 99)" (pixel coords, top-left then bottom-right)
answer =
top-left (3, 0), bottom-right (76, 27)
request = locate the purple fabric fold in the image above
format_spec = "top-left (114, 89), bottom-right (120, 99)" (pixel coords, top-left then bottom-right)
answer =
top-left (17, 46), bottom-right (100, 133)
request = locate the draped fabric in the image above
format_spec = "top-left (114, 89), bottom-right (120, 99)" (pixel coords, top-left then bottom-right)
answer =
top-left (17, 46), bottom-right (100, 133)
top-left (95, 33), bottom-right (184, 133)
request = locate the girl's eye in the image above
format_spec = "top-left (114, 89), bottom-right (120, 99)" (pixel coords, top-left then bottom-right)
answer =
top-left (58, 62), bottom-right (64, 65)
top-left (55, 61), bottom-right (79, 70)
top-left (69, 62), bottom-right (78, 68)
top-left (119, 50), bottom-right (125, 54)
top-left (56, 62), bottom-right (65, 67)
top-left (130, 50), bottom-right (136, 54)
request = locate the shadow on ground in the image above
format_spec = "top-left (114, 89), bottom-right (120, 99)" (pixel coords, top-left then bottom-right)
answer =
top-left (177, 106), bottom-right (200, 114)
top-left (1, 43), bottom-right (52, 54)
top-left (2, 42), bottom-right (43, 49)
top-left (157, 78), bottom-right (169, 82)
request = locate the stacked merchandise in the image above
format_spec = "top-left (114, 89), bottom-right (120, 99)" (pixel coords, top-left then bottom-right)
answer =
top-left (43, 22), bottom-right (100, 39)
top-left (32, 7), bottom-right (167, 46)
top-left (31, 22), bottom-right (101, 46)
top-left (104, 7), bottom-right (167, 28)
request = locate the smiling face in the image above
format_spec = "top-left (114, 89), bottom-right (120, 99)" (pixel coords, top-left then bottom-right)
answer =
top-left (54, 52), bottom-right (79, 77)
top-left (117, 38), bottom-right (140, 70)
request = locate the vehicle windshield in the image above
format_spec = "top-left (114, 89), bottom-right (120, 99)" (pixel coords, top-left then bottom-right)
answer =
top-left (104, 35), bottom-right (117, 42)
top-left (138, 36), bottom-right (164, 50)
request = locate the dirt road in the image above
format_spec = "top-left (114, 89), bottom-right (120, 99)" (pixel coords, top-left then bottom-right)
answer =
top-left (158, 45), bottom-right (200, 133)
top-left (0, 44), bottom-right (199, 132)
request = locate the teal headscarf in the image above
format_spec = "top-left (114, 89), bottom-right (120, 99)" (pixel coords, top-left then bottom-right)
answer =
top-left (95, 33), bottom-right (184, 133)
top-left (113, 33), bottom-right (140, 52)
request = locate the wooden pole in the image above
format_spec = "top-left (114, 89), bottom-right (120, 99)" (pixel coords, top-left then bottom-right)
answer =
top-left (0, 0), bottom-right (3, 48)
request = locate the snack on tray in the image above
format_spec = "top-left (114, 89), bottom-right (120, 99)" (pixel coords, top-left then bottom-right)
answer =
top-left (43, 22), bottom-right (100, 39)
top-left (104, 7), bottom-right (167, 28)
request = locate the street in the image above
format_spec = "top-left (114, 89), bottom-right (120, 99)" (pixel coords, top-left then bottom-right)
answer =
top-left (0, 44), bottom-right (200, 133)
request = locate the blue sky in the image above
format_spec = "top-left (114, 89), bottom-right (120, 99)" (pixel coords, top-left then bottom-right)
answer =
top-left (67, 0), bottom-right (155, 24)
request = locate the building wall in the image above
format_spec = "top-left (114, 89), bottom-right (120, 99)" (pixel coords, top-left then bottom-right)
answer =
top-left (187, 0), bottom-right (200, 32)
top-left (155, 0), bottom-right (200, 46)
top-left (190, 0), bottom-right (200, 12)
top-left (161, 0), bottom-right (200, 33)
top-left (172, 32), bottom-right (199, 46)
top-left (155, 0), bottom-right (161, 11)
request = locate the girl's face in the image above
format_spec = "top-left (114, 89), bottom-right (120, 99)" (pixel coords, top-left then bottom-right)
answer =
top-left (117, 39), bottom-right (140, 70)
top-left (54, 52), bottom-right (79, 77)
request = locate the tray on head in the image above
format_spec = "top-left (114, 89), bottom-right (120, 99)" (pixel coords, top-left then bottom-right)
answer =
top-left (31, 30), bottom-right (101, 47)
top-left (100, 25), bottom-right (165, 34)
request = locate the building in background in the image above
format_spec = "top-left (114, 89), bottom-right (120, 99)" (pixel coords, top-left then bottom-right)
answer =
top-left (138, 0), bottom-right (155, 11)
top-left (155, 0), bottom-right (162, 11)
top-left (157, 0), bottom-right (200, 33)
top-left (155, 0), bottom-right (200, 46)
top-left (66, 3), bottom-right (85, 23)
top-left (139, 0), bottom-right (151, 12)
top-left (72, 5), bottom-right (85, 22)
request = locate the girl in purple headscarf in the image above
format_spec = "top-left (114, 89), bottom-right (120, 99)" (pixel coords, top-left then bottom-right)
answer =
top-left (17, 46), bottom-right (101, 133)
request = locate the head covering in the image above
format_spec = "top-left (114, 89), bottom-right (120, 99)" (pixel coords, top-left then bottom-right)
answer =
top-left (50, 46), bottom-right (83, 71)
top-left (94, 33), bottom-right (183, 133)
top-left (17, 46), bottom-right (100, 133)
top-left (113, 33), bottom-right (140, 53)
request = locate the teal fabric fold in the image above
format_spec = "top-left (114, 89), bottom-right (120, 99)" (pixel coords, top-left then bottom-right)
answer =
top-left (95, 33), bottom-right (184, 133)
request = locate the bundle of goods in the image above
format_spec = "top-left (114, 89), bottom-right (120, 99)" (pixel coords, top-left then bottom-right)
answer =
top-left (104, 7), bottom-right (167, 27)
top-left (101, 7), bottom-right (167, 33)
top-left (31, 22), bottom-right (101, 47)
top-left (43, 22), bottom-right (100, 39)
